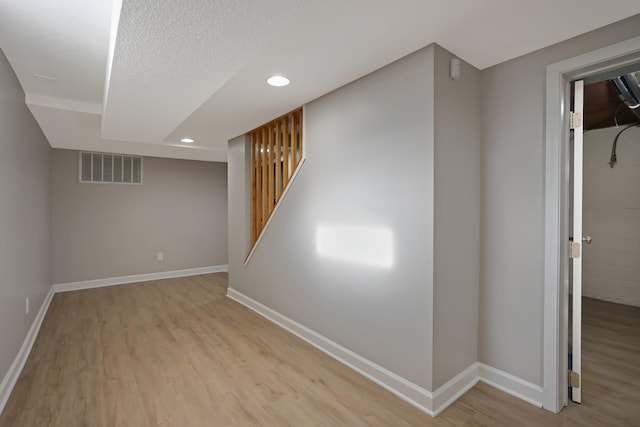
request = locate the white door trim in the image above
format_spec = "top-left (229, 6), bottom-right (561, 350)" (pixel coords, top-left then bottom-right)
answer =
top-left (543, 35), bottom-right (640, 413)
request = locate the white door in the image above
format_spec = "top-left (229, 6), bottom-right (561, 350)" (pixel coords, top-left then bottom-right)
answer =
top-left (570, 79), bottom-right (584, 403)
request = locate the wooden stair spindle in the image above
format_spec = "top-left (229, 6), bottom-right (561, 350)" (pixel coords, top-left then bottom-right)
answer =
top-left (248, 107), bottom-right (303, 248)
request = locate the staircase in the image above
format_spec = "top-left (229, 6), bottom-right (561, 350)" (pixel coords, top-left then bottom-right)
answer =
top-left (248, 107), bottom-right (303, 248)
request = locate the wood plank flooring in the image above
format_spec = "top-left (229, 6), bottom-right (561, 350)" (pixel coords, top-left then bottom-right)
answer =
top-left (1, 274), bottom-right (638, 426)
top-left (574, 297), bottom-right (640, 426)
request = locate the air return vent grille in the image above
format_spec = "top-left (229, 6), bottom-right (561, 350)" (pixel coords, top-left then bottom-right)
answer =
top-left (79, 152), bottom-right (143, 184)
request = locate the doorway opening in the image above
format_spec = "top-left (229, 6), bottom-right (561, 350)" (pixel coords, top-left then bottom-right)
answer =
top-left (543, 35), bottom-right (640, 414)
top-left (567, 70), bottom-right (640, 412)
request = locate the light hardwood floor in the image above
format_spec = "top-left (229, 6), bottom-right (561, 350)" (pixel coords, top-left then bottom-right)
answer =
top-left (1, 274), bottom-right (638, 426)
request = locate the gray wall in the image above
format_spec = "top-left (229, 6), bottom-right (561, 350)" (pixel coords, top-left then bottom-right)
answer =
top-left (583, 126), bottom-right (640, 307)
top-left (52, 150), bottom-right (227, 283)
top-left (227, 135), bottom-right (251, 287)
top-left (479, 14), bottom-right (640, 386)
top-left (0, 50), bottom-right (51, 383)
top-left (432, 46), bottom-right (481, 389)
top-left (229, 46), bottom-right (436, 390)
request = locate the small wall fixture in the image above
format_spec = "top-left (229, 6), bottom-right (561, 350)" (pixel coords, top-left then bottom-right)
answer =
top-left (450, 58), bottom-right (461, 80)
top-left (267, 75), bottom-right (290, 87)
top-left (180, 138), bottom-right (194, 143)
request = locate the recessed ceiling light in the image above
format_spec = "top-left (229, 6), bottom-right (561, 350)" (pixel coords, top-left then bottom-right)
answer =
top-left (267, 75), bottom-right (290, 87)
top-left (180, 137), bottom-right (195, 143)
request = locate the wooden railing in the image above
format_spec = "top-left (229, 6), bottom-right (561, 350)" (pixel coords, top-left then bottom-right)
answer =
top-left (249, 107), bottom-right (303, 246)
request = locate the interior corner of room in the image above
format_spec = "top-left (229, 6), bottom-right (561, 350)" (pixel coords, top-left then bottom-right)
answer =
top-left (1, 4), bottom-right (640, 426)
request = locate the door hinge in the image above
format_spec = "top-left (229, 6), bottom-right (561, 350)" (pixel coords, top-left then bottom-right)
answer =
top-left (569, 241), bottom-right (581, 258)
top-left (569, 370), bottom-right (580, 388)
top-left (570, 111), bottom-right (582, 129)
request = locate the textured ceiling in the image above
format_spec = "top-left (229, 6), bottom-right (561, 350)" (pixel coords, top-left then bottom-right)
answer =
top-left (0, 0), bottom-right (112, 104)
top-left (101, 0), bottom-right (310, 143)
top-left (2, 0), bottom-right (640, 162)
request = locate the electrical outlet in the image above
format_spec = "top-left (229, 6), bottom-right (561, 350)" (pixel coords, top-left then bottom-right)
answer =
top-left (25, 297), bottom-right (29, 315)
top-left (157, 252), bottom-right (163, 261)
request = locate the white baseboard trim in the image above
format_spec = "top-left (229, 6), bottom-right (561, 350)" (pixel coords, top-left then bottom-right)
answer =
top-left (478, 363), bottom-right (544, 407)
top-left (227, 288), bottom-right (546, 417)
top-left (1, 265), bottom-right (228, 416)
top-left (0, 285), bottom-right (55, 415)
top-left (53, 265), bottom-right (228, 293)
top-left (2, 275), bottom-right (543, 419)
top-left (432, 362), bottom-right (480, 416)
top-left (228, 287), bottom-right (440, 415)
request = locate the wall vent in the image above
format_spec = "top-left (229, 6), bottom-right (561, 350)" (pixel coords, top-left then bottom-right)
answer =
top-left (78, 152), bottom-right (143, 184)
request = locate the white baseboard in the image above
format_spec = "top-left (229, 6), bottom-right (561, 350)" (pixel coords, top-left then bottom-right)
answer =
top-left (432, 363), bottom-right (480, 416)
top-left (2, 274), bottom-right (543, 419)
top-left (478, 363), bottom-right (544, 407)
top-left (0, 286), bottom-right (55, 415)
top-left (1, 265), bottom-right (228, 416)
top-left (227, 288), bottom-right (546, 417)
top-left (227, 287), bottom-right (435, 414)
top-left (53, 265), bottom-right (228, 293)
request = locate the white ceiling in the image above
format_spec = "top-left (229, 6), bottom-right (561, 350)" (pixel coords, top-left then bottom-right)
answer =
top-left (2, 0), bottom-right (640, 162)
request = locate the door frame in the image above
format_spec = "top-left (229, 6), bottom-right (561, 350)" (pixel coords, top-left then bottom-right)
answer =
top-left (543, 35), bottom-right (640, 413)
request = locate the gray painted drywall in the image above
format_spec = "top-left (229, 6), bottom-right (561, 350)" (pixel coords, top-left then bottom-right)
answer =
top-left (432, 46), bottom-right (481, 389)
top-left (479, 14), bottom-right (640, 385)
top-left (52, 149), bottom-right (227, 283)
top-left (0, 49), bottom-right (51, 384)
top-left (227, 134), bottom-right (251, 286)
top-left (583, 126), bottom-right (640, 307)
top-left (229, 45), bottom-right (436, 390)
